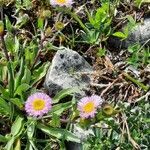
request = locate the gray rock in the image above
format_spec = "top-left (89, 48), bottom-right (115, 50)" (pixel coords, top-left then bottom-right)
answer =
top-left (44, 48), bottom-right (94, 150)
top-left (44, 47), bottom-right (93, 97)
top-left (110, 18), bottom-right (150, 49)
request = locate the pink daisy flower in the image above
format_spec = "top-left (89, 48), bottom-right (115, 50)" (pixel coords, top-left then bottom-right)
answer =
top-left (77, 95), bottom-right (103, 119)
top-left (50, 0), bottom-right (73, 7)
top-left (25, 92), bottom-right (52, 117)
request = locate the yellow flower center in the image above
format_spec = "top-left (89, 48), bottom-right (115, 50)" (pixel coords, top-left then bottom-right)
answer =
top-left (32, 99), bottom-right (45, 111)
top-left (56, 0), bottom-right (66, 4)
top-left (83, 102), bottom-right (95, 113)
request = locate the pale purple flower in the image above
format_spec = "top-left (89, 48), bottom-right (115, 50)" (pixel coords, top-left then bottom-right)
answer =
top-left (77, 95), bottom-right (103, 119)
top-left (25, 92), bottom-right (52, 117)
top-left (50, 0), bottom-right (73, 7)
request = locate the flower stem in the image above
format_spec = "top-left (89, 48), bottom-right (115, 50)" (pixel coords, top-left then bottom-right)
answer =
top-left (123, 72), bottom-right (149, 92)
top-left (56, 7), bottom-right (89, 32)
top-left (0, 6), bottom-right (10, 62)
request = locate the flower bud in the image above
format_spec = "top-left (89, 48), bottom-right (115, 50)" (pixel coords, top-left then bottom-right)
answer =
top-left (0, 0), bottom-right (4, 6)
top-left (45, 27), bottom-right (52, 37)
top-left (59, 35), bottom-right (65, 43)
top-left (0, 21), bottom-right (4, 36)
top-left (55, 21), bottom-right (64, 31)
top-left (41, 10), bottom-right (51, 19)
top-left (103, 104), bottom-right (114, 115)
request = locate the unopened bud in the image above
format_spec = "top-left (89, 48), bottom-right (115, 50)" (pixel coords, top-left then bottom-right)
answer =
top-left (0, 0), bottom-right (4, 6)
top-left (0, 21), bottom-right (4, 36)
top-left (45, 27), bottom-right (52, 37)
top-left (103, 104), bottom-right (114, 115)
top-left (55, 21), bottom-right (64, 31)
top-left (41, 10), bottom-right (51, 19)
top-left (59, 35), bottom-right (65, 43)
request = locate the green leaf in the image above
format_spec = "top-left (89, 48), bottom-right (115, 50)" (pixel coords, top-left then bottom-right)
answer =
top-left (38, 18), bottom-right (44, 30)
top-left (25, 143), bottom-right (34, 150)
top-left (11, 116), bottom-right (24, 137)
top-left (27, 140), bottom-right (38, 150)
top-left (50, 113), bottom-right (60, 127)
top-left (143, 118), bottom-right (150, 123)
top-left (0, 97), bottom-right (11, 115)
top-left (27, 120), bottom-right (36, 139)
top-left (97, 48), bottom-right (106, 57)
top-left (15, 83), bottom-right (30, 97)
top-left (4, 33), bottom-right (15, 54)
top-left (15, 14), bottom-right (29, 28)
top-left (22, 0), bottom-right (33, 9)
top-left (14, 37), bottom-right (20, 53)
top-left (0, 65), bottom-right (7, 82)
top-left (21, 67), bottom-right (31, 84)
top-left (31, 62), bottom-right (50, 86)
top-left (8, 61), bottom-right (14, 97)
top-left (27, 120), bottom-right (38, 150)
top-left (15, 58), bottom-right (25, 90)
top-left (53, 88), bottom-right (77, 103)
top-left (0, 134), bottom-right (8, 142)
top-left (10, 98), bottom-right (23, 109)
top-left (0, 84), bottom-right (10, 99)
top-left (113, 32), bottom-right (127, 39)
top-left (128, 44), bottom-right (140, 53)
top-left (127, 15), bottom-right (136, 25)
top-left (37, 123), bottom-right (80, 143)
top-left (25, 47), bottom-right (35, 64)
top-left (50, 101), bottom-right (72, 115)
top-left (5, 16), bottom-right (13, 32)
top-left (95, 7), bottom-right (106, 23)
top-left (5, 136), bottom-right (15, 150)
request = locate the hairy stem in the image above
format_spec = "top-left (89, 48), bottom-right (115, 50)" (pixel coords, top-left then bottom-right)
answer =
top-left (0, 6), bottom-right (10, 61)
top-left (123, 72), bottom-right (149, 92)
